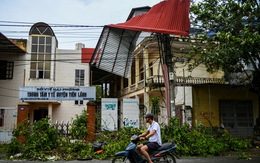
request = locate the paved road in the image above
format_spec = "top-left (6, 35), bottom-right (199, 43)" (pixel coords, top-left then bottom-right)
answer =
top-left (1, 157), bottom-right (260, 163)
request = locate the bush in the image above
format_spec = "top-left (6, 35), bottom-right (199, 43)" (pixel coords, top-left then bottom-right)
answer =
top-left (7, 117), bottom-right (59, 160)
top-left (0, 144), bottom-right (8, 159)
top-left (93, 127), bottom-right (141, 160)
top-left (70, 109), bottom-right (88, 140)
top-left (161, 117), bottom-right (252, 156)
top-left (3, 116), bottom-right (253, 160)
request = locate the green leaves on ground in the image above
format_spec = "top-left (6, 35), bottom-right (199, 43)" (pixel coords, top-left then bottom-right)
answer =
top-left (162, 118), bottom-right (252, 156)
top-left (4, 117), bottom-right (253, 160)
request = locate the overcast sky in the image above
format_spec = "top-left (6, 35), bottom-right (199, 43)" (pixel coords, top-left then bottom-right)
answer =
top-left (0, 0), bottom-right (161, 49)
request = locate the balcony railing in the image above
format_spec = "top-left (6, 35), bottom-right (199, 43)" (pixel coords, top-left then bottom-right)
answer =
top-left (138, 80), bottom-right (145, 89)
top-left (118, 75), bottom-right (226, 96)
top-left (120, 87), bottom-right (129, 95)
top-left (147, 76), bottom-right (164, 87)
top-left (176, 76), bottom-right (226, 85)
top-left (130, 84), bottom-right (136, 92)
top-left (147, 75), bottom-right (226, 86)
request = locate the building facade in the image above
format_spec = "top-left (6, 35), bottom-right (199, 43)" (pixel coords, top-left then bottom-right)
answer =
top-left (0, 32), bottom-right (27, 142)
top-left (114, 36), bottom-right (259, 137)
top-left (0, 22), bottom-right (94, 142)
top-left (20, 22), bottom-right (93, 123)
top-left (89, 6), bottom-right (259, 137)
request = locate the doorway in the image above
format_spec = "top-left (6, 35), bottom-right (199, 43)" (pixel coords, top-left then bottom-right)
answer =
top-left (219, 100), bottom-right (254, 137)
top-left (34, 107), bottom-right (48, 122)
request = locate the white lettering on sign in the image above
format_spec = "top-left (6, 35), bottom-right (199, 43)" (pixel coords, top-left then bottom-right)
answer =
top-left (19, 86), bottom-right (96, 101)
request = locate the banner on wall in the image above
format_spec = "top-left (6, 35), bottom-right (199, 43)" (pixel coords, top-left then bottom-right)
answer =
top-left (122, 98), bottom-right (139, 128)
top-left (101, 98), bottom-right (118, 131)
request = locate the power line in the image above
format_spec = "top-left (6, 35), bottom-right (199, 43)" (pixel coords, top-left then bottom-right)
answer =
top-left (0, 20), bottom-right (105, 48)
top-left (0, 21), bottom-right (104, 28)
top-left (0, 94), bottom-right (18, 99)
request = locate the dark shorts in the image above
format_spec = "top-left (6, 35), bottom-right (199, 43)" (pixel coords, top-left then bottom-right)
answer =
top-left (143, 142), bottom-right (161, 151)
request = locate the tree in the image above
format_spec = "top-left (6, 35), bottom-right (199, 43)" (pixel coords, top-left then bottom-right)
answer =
top-left (70, 110), bottom-right (88, 140)
top-left (95, 85), bottom-right (102, 102)
top-left (149, 96), bottom-right (161, 121)
top-left (189, 0), bottom-right (260, 117)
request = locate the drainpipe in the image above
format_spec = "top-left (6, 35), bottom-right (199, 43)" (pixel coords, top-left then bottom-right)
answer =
top-left (183, 69), bottom-right (186, 125)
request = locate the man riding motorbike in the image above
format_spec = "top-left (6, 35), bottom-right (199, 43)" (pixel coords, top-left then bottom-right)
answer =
top-left (137, 113), bottom-right (162, 163)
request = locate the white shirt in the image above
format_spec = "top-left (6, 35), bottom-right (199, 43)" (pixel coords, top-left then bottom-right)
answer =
top-left (148, 120), bottom-right (162, 145)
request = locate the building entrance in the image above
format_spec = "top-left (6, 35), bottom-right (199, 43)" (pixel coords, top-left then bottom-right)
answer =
top-left (34, 107), bottom-right (48, 122)
top-left (219, 100), bottom-right (254, 137)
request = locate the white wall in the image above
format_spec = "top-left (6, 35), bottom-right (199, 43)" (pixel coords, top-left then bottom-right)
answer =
top-left (175, 86), bottom-right (192, 106)
top-left (24, 33), bottom-right (90, 124)
top-left (23, 47), bottom-right (91, 124)
top-left (0, 53), bottom-right (25, 131)
top-left (52, 49), bottom-right (90, 123)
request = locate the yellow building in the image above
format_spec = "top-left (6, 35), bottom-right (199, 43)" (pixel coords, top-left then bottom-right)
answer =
top-left (91, 35), bottom-right (258, 137)
top-left (89, 4), bottom-right (258, 137)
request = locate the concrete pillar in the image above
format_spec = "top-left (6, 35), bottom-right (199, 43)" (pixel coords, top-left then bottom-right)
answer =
top-left (86, 104), bottom-right (95, 141)
top-left (48, 103), bottom-right (53, 122)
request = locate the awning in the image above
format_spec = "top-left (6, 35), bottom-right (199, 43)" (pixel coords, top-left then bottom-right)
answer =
top-left (91, 0), bottom-right (190, 78)
top-left (0, 32), bottom-right (26, 55)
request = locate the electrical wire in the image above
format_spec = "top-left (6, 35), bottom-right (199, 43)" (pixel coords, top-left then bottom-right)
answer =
top-left (0, 21), bottom-right (199, 99)
top-left (0, 21), bottom-right (104, 27)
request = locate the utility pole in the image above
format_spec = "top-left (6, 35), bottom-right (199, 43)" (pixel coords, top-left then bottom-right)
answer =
top-left (160, 34), bottom-right (176, 118)
top-left (165, 34), bottom-right (176, 117)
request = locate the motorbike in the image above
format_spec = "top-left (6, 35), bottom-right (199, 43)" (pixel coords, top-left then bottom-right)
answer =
top-left (112, 135), bottom-right (179, 163)
top-left (92, 141), bottom-right (108, 154)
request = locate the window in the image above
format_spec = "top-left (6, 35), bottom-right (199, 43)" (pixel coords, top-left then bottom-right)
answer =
top-left (0, 109), bottom-right (4, 127)
top-left (75, 100), bottom-right (84, 105)
top-left (0, 60), bottom-right (14, 80)
top-left (30, 36), bottom-right (52, 79)
top-left (140, 67), bottom-right (144, 80)
top-left (75, 69), bottom-right (85, 86)
top-left (123, 77), bottom-right (128, 88)
top-left (131, 58), bottom-right (136, 84)
top-left (149, 62), bottom-right (153, 77)
top-left (139, 57), bottom-right (144, 81)
top-left (75, 69), bottom-right (85, 105)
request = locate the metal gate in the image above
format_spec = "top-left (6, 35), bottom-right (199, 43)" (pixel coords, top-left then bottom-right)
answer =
top-left (219, 100), bottom-right (254, 137)
top-left (0, 107), bottom-right (16, 143)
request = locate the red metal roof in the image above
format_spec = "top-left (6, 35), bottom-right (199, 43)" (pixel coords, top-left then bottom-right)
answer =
top-left (82, 48), bottom-right (95, 63)
top-left (108, 0), bottom-right (190, 36)
top-left (91, 0), bottom-right (191, 78)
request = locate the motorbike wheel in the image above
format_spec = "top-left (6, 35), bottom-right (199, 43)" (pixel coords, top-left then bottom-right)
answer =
top-left (158, 154), bottom-right (176, 163)
top-left (112, 156), bottom-right (131, 163)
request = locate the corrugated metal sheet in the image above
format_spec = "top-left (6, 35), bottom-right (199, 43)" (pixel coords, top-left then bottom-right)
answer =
top-left (91, 0), bottom-right (190, 78)
top-left (108, 0), bottom-right (190, 36)
top-left (92, 27), bottom-right (140, 78)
